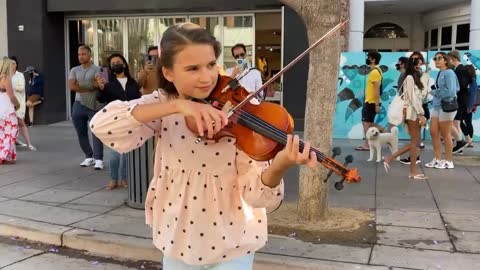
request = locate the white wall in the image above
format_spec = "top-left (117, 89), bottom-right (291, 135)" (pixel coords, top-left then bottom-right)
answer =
top-left (0, 0), bottom-right (8, 57)
top-left (422, 1), bottom-right (470, 29)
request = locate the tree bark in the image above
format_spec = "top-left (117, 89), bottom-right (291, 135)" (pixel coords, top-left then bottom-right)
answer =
top-left (279, 0), bottom-right (342, 222)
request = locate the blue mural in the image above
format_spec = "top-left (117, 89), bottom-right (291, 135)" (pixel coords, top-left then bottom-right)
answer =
top-left (334, 50), bottom-right (480, 142)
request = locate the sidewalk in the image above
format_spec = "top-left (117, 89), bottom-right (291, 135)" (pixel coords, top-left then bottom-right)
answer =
top-left (1, 122), bottom-right (480, 269)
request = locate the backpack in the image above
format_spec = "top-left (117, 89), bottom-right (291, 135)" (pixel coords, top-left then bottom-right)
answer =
top-left (374, 67), bottom-right (384, 96)
top-left (471, 80), bottom-right (480, 107)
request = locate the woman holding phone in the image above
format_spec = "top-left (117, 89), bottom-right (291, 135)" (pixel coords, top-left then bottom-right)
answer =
top-left (96, 53), bottom-right (141, 190)
top-left (137, 46), bottom-right (159, 95)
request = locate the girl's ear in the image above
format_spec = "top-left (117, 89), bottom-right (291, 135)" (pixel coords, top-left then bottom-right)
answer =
top-left (162, 66), bottom-right (174, 82)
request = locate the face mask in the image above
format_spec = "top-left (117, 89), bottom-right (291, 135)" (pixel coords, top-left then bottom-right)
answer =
top-left (111, 64), bottom-right (125, 74)
top-left (366, 59), bottom-right (371, 65)
top-left (395, 64), bottom-right (401, 70)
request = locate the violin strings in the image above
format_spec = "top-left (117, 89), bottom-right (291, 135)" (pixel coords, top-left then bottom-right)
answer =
top-left (235, 110), bottom-right (348, 174)
top-left (209, 100), bottom-right (348, 174)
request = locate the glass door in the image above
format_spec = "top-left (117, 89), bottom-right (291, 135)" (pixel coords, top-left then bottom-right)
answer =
top-left (127, 17), bottom-right (186, 78)
top-left (97, 19), bottom-right (124, 67)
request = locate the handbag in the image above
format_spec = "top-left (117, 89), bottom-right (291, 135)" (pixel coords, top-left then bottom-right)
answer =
top-left (441, 97), bottom-right (458, 112)
top-left (387, 81), bottom-right (406, 126)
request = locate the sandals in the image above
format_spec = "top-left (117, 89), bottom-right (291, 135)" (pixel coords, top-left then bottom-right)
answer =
top-left (408, 174), bottom-right (428, 180)
top-left (355, 145), bottom-right (370, 151)
top-left (106, 181), bottom-right (117, 190)
top-left (119, 180), bottom-right (128, 188)
top-left (383, 161), bottom-right (390, 174)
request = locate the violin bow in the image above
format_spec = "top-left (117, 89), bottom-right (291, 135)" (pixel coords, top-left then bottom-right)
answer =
top-left (227, 19), bottom-right (349, 118)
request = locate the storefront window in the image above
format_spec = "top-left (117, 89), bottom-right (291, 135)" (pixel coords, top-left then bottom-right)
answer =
top-left (223, 15), bottom-right (255, 70)
top-left (456, 23), bottom-right (470, 44)
top-left (97, 19), bottom-right (124, 67)
top-left (424, 31), bottom-right (429, 49)
top-left (127, 17), bottom-right (186, 79)
top-left (441, 26), bottom-right (452, 46)
top-left (189, 16), bottom-right (220, 40)
top-left (430, 28), bottom-right (438, 48)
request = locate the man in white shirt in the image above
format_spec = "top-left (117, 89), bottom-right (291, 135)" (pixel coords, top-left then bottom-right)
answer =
top-left (226, 43), bottom-right (263, 100)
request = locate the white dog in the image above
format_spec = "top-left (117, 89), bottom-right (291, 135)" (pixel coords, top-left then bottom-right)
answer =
top-left (366, 126), bottom-right (399, 162)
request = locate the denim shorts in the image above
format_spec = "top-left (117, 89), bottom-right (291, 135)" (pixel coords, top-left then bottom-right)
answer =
top-left (431, 108), bottom-right (456, 122)
top-left (162, 253), bottom-right (254, 270)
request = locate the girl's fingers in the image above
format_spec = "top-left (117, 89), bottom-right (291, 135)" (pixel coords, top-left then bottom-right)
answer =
top-left (209, 110), bottom-right (223, 134)
top-left (301, 141), bottom-right (311, 162)
top-left (194, 115), bottom-right (205, 137)
top-left (285, 134), bottom-right (293, 155)
top-left (201, 112), bottom-right (214, 139)
top-left (307, 151), bottom-right (318, 168)
top-left (292, 135), bottom-right (300, 161)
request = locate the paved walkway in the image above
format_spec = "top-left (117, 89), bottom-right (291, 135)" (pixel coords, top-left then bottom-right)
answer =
top-left (0, 122), bottom-right (479, 269)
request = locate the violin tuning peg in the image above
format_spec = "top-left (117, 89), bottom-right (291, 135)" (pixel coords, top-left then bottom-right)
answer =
top-left (334, 180), bottom-right (344, 190)
top-left (332, 147), bottom-right (342, 156)
top-left (324, 168), bottom-right (336, 183)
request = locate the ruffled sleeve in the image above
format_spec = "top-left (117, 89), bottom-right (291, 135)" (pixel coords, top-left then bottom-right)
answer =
top-left (90, 90), bottom-right (165, 154)
top-left (236, 151), bottom-right (284, 213)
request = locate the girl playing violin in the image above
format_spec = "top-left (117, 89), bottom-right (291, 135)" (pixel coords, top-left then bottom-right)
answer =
top-left (90, 22), bottom-right (317, 269)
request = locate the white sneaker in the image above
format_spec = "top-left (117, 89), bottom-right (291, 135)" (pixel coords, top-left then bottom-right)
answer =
top-left (94, 160), bottom-right (104, 170)
top-left (434, 160), bottom-right (446, 169)
top-left (425, 158), bottom-right (440, 168)
top-left (443, 160), bottom-right (454, 169)
top-left (80, 158), bottom-right (95, 167)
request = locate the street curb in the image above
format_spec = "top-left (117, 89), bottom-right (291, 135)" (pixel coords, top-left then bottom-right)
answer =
top-left (63, 228), bottom-right (163, 262)
top-left (0, 214), bottom-right (68, 246)
top-left (0, 216), bottom-right (381, 269)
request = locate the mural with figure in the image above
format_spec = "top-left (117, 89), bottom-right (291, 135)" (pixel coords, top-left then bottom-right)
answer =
top-left (334, 50), bottom-right (480, 142)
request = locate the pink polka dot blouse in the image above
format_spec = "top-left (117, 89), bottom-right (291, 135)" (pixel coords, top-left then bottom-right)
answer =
top-left (90, 90), bottom-right (284, 265)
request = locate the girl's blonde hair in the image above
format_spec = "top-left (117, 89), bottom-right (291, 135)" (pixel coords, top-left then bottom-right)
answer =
top-left (0, 57), bottom-right (12, 80)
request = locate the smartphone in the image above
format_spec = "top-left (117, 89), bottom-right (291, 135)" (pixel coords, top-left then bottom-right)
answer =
top-left (100, 67), bottom-right (109, 81)
top-left (146, 55), bottom-right (157, 66)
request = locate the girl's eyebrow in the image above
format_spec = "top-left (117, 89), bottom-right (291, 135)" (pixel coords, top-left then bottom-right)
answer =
top-left (184, 64), bottom-right (199, 69)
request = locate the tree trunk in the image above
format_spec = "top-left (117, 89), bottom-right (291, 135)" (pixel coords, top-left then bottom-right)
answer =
top-left (279, 0), bottom-right (342, 222)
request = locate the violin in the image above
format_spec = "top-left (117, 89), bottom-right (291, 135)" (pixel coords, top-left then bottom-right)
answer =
top-left (185, 20), bottom-right (361, 188)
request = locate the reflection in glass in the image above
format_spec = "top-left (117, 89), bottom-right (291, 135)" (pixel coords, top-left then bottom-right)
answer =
top-left (364, 23), bottom-right (408, 39)
top-left (189, 17), bottom-right (220, 39)
top-left (98, 19), bottom-right (123, 67)
top-left (80, 20), bottom-right (95, 49)
top-left (223, 15), bottom-right (254, 70)
top-left (128, 17), bottom-right (186, 79)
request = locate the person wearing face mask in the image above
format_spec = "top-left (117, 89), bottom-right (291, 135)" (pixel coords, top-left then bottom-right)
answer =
top-left (226, 43), bottom-right (263, 100)
top-left (396, 57), bottom-right (409, 90)
top-left (355, 51), bottom-right (382, 151)
top-left (96, 53), bottom-right (141, 190)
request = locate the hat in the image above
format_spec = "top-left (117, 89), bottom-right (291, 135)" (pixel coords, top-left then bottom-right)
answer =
top-left (398, 57), bottom-right (409, 65)
top-left (24, 66), bottom-right (36, 72)
top-left (448, 50), bottom-right (461, 61)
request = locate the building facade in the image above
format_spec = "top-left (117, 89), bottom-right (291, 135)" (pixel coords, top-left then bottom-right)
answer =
top-left (2, 0), bottom-right (479, 128)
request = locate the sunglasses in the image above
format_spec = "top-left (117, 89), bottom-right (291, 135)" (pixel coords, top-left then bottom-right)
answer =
top-left (233, 52), bottom-right (245, 59)
top-left (433, 56), bottom-right (444, 61)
